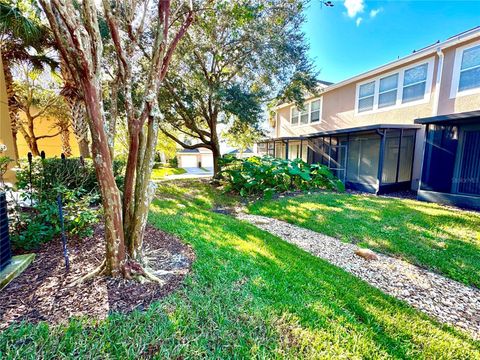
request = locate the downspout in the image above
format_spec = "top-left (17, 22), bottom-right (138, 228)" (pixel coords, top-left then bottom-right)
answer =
top-left (432, 48), bottom-right (444, 116)
top-left (417, 48), bottom-right (444, 193)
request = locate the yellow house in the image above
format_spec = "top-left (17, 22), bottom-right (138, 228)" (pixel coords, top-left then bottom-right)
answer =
top-left (16, 110), bottom-right (80, 159)
top-left (1, 50), bottom-right (80, 185)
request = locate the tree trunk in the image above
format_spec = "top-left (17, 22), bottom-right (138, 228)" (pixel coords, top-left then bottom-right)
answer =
top-left (71, 100), bottom-right (91, 158)
top-left (4, 64), bottom-right (20, 162)
top-left (83, 80), bottom-right (126, 276)
top-left (10, 119), bottom-right (20, 162)
top-left (127, 115), bottom-right (159, 260)
top-left (122, 123), bottom-right (141, 245)
top-left (61, 127), bottom-right (72, 157)
top-left (78, 138), bottom-right (91, 159)
top-left (211, 118), bottom-right (222, 178)
top-left (30, 139), bottom-right (40, 157)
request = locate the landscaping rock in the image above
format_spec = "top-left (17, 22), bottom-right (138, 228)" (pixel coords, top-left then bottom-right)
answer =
top-left (354, 248), bottom-right (378, 260)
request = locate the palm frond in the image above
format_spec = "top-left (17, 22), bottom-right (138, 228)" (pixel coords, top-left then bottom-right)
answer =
top-left (0, 2), bottom-right (50, 47)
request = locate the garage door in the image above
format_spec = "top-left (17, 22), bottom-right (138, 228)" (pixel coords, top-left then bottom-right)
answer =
top-left (179, 155), bottom-right (198, 168)
top-left (200, 154), bottom-right (213, 168)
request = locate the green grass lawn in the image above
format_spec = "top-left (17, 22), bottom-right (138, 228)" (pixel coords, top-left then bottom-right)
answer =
top-left (1, 180), bottom-right (479, 358)
top-left (249, 192), bottom-right (480, 288)
top-left (151, 167), bottom-right (186, 180)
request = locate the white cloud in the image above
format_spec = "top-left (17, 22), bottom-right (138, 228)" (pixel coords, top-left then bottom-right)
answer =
top-left (370, 8), bottom-right (382, 18)
top-left (344, 0), bottom-right (365, 18)
top-left (356, 17), bottom-right (363, 27)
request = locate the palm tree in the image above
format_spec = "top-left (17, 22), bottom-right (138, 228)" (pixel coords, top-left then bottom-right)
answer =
top-left (60, 58), bottom-right (91, 158)
top-left (0, 0), bottom-right (54, 160)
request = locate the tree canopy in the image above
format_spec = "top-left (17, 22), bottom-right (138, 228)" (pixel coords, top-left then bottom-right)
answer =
top-left (158, 0), bottom-right (318, 176)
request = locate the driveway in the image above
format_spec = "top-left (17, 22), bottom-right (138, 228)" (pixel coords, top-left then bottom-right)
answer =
top-left (184, 167), bottom-right (213, 175)
top-left (156, 167), bottom-right (213, 181)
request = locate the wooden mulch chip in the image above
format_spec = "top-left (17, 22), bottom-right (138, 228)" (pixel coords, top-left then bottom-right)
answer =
top-left (0, 223), bottom-right (194, 330)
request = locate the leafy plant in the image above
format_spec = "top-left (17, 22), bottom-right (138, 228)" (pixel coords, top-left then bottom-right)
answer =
top-left (15, 157), bottom-right (125, 200)
top-left (219, 156), bottom-right (345, 198)
top-left (9, 188), bottom-right (99, 251)
top-left (7, 157), bottom-right (117, 250)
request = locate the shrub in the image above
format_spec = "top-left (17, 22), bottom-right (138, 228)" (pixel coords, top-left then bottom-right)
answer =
top-left (168, 156), bottom-right (178, 168)
top-left (219, 156), bottom-right (345, 198)
top-left (9, 188), bottom-right (99, 251)
top-left (7, 156), bottom-right (123, 250)
top-left (16, 157), bottom-right (125, 198)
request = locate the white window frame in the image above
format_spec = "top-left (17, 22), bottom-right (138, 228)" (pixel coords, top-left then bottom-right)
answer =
top-left (289, 97), bottom-right (323, 127)
top-left (450, 40), bottom-right (480, 99)
top-left (402, 63), bottom-right (429, 104)
top-left (378, 74), bottom-right (398, 109)
top-left (355, 57), bottom-right (435, 115)
top-left (358, 81), bottom-right (375, 112)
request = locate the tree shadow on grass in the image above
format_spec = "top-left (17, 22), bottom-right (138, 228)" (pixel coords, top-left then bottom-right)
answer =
top-left (1, 193), bottom-right (478, 358)
top-left (249, 193), bottom-right (480, 287)
top-left (145, 201), bottom-right (479, 358)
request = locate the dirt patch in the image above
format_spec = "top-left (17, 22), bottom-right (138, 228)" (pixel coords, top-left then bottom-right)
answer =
top-left (0, 223), bottom-right (194, 329)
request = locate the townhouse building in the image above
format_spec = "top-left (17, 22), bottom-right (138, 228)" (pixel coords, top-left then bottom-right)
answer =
top-left (258, 27), bottom-right (480, 210)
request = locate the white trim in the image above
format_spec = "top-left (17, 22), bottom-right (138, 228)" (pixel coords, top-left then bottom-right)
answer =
top-left (354, 57), bottom-right (435, 116)
top-left (450, 39), bottom-right (480, 99)
top-left (289, 97), bottom-right (323, 127)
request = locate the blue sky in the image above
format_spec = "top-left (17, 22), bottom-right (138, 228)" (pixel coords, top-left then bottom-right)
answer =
top-left (303, 0), bottom-right (480, 83)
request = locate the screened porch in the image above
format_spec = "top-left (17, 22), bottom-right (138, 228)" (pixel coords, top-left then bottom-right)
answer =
top-left (416, 111), bottom-right (480, 210)
top-left (257, 124), bottom-right (420, 194)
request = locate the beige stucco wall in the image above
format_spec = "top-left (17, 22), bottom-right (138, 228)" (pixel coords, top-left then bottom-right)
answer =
top-left (437, 38), bottom-right (480, 115)
top-left (275, 54), bottom-right (438, 138)
top-left (0, 51), bottom-right (17, 184)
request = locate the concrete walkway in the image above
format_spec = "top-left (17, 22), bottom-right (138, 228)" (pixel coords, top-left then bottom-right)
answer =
top-left (237, 212), bottom-right (480, 339)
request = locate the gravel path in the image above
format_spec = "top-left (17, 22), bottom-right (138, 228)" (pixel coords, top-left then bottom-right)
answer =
top-left (237, 213), bottom-right (480, 339)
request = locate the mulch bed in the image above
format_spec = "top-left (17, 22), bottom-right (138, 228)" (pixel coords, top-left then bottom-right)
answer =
top-left (0, 224), bottom-right (194, 330)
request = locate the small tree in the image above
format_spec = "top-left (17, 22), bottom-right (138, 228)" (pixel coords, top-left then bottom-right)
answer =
top-left (159, 0), bottom-right (318, 177)
top-left (0, 0), bottom-right (54, 161)
top-left (14, 65), bottom-right (70, 156)
top-left (39, 0), bottom-right (194, 278)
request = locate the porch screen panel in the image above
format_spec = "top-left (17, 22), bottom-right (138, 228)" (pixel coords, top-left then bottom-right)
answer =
top-left (398, 130), bottom-right (415, 182)
top-left (458, 130), bottom-right (480, 195)
top-left (382, 130), bottom-right (400, 184)
top-left (347, 134), bottom-right (380, 184)
top-left (421, 125), bottom-right (458, 192)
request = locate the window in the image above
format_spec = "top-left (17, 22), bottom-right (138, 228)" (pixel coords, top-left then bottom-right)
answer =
top-left (402, 63), bottom-right (428, 103)
top-left (378, 74), bottom-right (398, 108)
top-left (310, 100), bottom-right (321, 122)
top-left (459, 44), bottom-right (480, 92)
top-left (291, 107), bottom-right (299, 125)
top-left (289, 98), bottom-right (322, 126)
top-left (358, 81), bottom-right (375, 112)
top-left (356, 58), bottom-right (433, 114)
top-left (300, 106), bottom-right (309, 125)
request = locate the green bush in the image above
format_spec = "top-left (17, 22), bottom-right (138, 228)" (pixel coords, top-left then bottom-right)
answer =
top-left (220, 156), bottom-right (345, 198)
top-left (8, 156), bottom-right (124, 250)
top-left (168, 156), bottom-right (178, 168)
top-left (16, 157), bottom-right (125, 198)
top-left (9, 188), bottom-right (99, 251)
